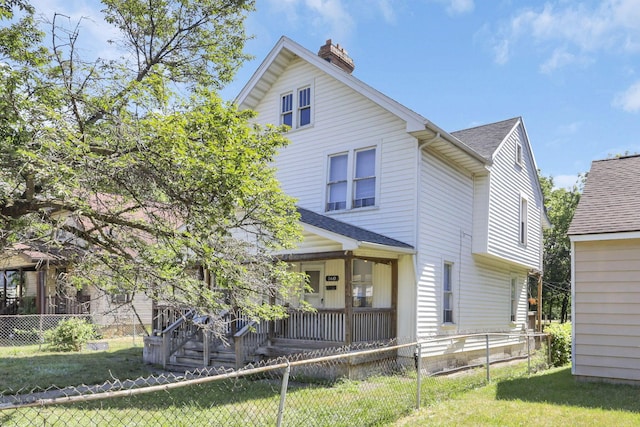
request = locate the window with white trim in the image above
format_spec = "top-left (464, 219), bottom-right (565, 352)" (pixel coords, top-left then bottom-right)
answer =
top-left (443, 262), bottom-right (454, 324)
top-left (280, 86), bottom-right (312, 129)
top-left (515, 142), bottom-right (523, 165)
top-left (519, 197), bottom-right (528, 246)
top-left (352, 259), bottom-right (373, 308)
top-left (510, 276), bottom-right (518, 322)
top-left (326, 147), bottom-right (377, 212)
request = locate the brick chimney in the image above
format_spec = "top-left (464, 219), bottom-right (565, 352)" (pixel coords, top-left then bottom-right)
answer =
top-left (317, 39), bottom-right (355, 74)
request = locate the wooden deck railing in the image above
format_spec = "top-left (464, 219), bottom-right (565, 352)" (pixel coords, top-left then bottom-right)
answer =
top-left (275, 308), bottom-right (394, 343)
top-left (160, 309), bottom-right (197, 368)
top-left (233, 319), bottom-right (268, 369)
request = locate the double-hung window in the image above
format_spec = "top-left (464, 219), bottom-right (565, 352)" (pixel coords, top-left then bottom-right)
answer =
top-left (327, 154), bottom-right (348, 211)
top-left (280, 85), bottom-right (312, 128)
top-left (443, 262), bottom-right (454, 324)
top-left (352, 259), bottom-right (373, 308)
top-left (281, 93), bottom-right (293, 127)
top-left (519, 196), bottom-right (528, 246)
top-left (326, 147), bottom-right (377, 212)
top-left (298, 87), bottom-right (311, 126)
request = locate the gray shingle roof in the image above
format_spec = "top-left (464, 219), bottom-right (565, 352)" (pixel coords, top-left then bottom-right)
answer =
top-left (297, 207), bottom-right (413, 249)
top-left (451, 117), bottom-right (521, 160)
top-left (568, 155), bottom-right (640, 235)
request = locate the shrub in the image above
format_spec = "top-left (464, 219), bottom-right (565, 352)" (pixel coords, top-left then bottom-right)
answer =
top-left (546, 322), bottom-right (572, 367)
top-left (44, 318), bottom-right (97, 352)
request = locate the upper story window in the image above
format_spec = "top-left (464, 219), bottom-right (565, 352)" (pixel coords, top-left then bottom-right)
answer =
top-left (281, 93), bottom-right (293, 127)
top-left (298, 87), bottom-right (311, 126)
top-left (515, 142), bottom-right (523, 166)
top-left (519, 196), bottom-right (528, 246)
top-left (326, 147), bottom-right (377, 212)
top-left (280, 85), bottom-right (312, 129)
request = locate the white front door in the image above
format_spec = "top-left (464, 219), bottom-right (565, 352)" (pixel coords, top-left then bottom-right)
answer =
top-left (302, 264), bottom-right (324, 308)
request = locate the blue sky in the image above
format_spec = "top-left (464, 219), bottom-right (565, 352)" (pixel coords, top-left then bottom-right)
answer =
top-left (31, 0), bottom-right (640, 188)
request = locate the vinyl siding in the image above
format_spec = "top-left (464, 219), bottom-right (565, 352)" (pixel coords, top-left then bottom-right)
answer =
top-left (417, 150), bottom-right (530, 338)
top-left (485, 126), bottom-right (543, 269)
top-left (250, 58), bottom-right (417, 247)
top-left (573, 238), bottom-right (640, 381)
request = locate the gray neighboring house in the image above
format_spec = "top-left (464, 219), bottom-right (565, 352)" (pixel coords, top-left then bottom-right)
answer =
top-left (568, 154), bottom-right (640, 383)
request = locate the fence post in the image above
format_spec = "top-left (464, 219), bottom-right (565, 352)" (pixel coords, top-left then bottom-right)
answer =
top-left (485, 334), bottom-right (490, 383)
top-left (547, 333), bottom-right (552, 366)
top-left (527, 333), bottom-right (531, 375)
top-left (416, 343), bottom-right (422, 410)
top-left (276, 361), bottom-right (291, 427)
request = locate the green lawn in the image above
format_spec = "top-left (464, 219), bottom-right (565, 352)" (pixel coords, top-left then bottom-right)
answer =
top-left (395, 366), bottom-right (640, 426)
top-left (0, 337), bottom-right (156, 393)
top-left (2, 342), bottom-right (640, 426)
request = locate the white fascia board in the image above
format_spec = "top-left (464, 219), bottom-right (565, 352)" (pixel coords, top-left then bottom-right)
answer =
top-left (301, 223), bottom-right (359, 250)
top-left (358, 241), bottom-right (416, 255)
top-left (570, 231), bottom-right (640, 242)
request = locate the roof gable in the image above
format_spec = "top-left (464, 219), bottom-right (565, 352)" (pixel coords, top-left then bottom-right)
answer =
top-left (235, 36), bottom-right (488, 170)
top-left (569, 155), bottom-right (640, 236)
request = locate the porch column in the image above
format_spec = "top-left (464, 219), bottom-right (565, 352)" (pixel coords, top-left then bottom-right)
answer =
top-left (37, 270), bottom-right (46, 315)
top-left (344, 253), bottom-right (353, 345)
top-left (391, 260), bottom-right (398, 339)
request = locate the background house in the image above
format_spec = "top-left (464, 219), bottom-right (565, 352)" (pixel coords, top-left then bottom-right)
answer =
top-left (569, 154), bottom-right (640, 383)
top-left (231, 37), bottom-right (547, 364)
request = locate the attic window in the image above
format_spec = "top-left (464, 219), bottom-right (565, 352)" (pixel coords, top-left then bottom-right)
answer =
top-left (515, 142), bottom-right (523, 166)
top-left (280, 84), bottom-right (313, 129)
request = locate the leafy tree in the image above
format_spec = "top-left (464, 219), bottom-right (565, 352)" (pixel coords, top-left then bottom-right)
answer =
top-left (0, 0), bottom-right (303, 333)
top-left (538, 174), bottom-right (582, 323)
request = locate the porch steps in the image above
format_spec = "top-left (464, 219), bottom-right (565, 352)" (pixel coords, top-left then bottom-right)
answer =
top-left (165, 339), bottom-right (237, 373)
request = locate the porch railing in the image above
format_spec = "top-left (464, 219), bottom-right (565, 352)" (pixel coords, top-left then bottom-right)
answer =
top-left (275, 308), bottom-right (394, 343)
top-left (45, 295), bottom-right (91, 315)
top-left (161, 309), bottom-right (197, 369)
top-left (234, 319), bottom-right (268, 369)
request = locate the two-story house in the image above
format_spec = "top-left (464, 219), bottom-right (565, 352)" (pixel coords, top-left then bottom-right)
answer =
top-left (229, 37), bottom-right (546, 363)
top-left (149, 37), bottom-right (547, 370)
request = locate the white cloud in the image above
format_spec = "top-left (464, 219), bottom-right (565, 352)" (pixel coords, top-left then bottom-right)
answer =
top-left (613, 80), bottom-right (640, 113)
top-left (30, 0), bottom-right (122, 60)
top-left (490, 0), bottom-right (640, 69)
top-left (266, 0), bottom-right (355, 40)
top-left (428, 0), bottom-right (474, 15)
top-left (552, 174), bottom-right (581, 190)
top-left (376, 0), bottom-right (397, 24)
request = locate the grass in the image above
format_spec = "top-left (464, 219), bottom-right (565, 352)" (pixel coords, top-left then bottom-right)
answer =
top-left (0, 337), bottom-right (156, 393)
top-left (2, 344), bottom-right (640, 426)
top-left (395, 366), bottom-right (640, 426)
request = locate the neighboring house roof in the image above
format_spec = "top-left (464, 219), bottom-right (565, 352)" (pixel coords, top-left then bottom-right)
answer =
top-left (452, 117), bottom-right (521, 160)
top-left (297, 207), bottom-right (413, 250)
top-left (568, 155), bottom-right (640, 236)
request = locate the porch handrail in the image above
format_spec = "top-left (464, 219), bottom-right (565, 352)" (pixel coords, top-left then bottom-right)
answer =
top-left (233, 319), bottom-right (268, 369)
top-left (161, 309), bottom-right (197, 369)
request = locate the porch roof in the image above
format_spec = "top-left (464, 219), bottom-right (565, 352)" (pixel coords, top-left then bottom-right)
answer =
top-left (297, 207), bottom-right (414, 252)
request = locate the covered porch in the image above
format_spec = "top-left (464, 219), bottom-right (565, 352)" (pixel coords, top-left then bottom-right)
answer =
top-left (147, 208), bottom-right (415, 369)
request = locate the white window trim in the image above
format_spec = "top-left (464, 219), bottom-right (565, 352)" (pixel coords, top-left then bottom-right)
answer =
top-left (519, 194), bottom-right (528, 247)
top-left (510, 275), bottom-right (518, 323)
top-left (324, 143), bottom-right (380, 213)
top-left (515, 142), bottom-right (523, 166)
top-left (279, 81), bottom-right (314, 130)
top-left (442, 261), bottom-right (454, 325)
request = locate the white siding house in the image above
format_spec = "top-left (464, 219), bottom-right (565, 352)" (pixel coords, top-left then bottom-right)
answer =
top-left (569, 155), bottom-right (640, 383)
top-left (235, 37), bottom-right (546, 351)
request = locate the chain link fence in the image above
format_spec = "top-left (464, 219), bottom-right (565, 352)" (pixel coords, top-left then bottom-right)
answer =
top-left (0, 315), bottom-right (146, 347)
top-left (0, 333), bottom-right (548, 426)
